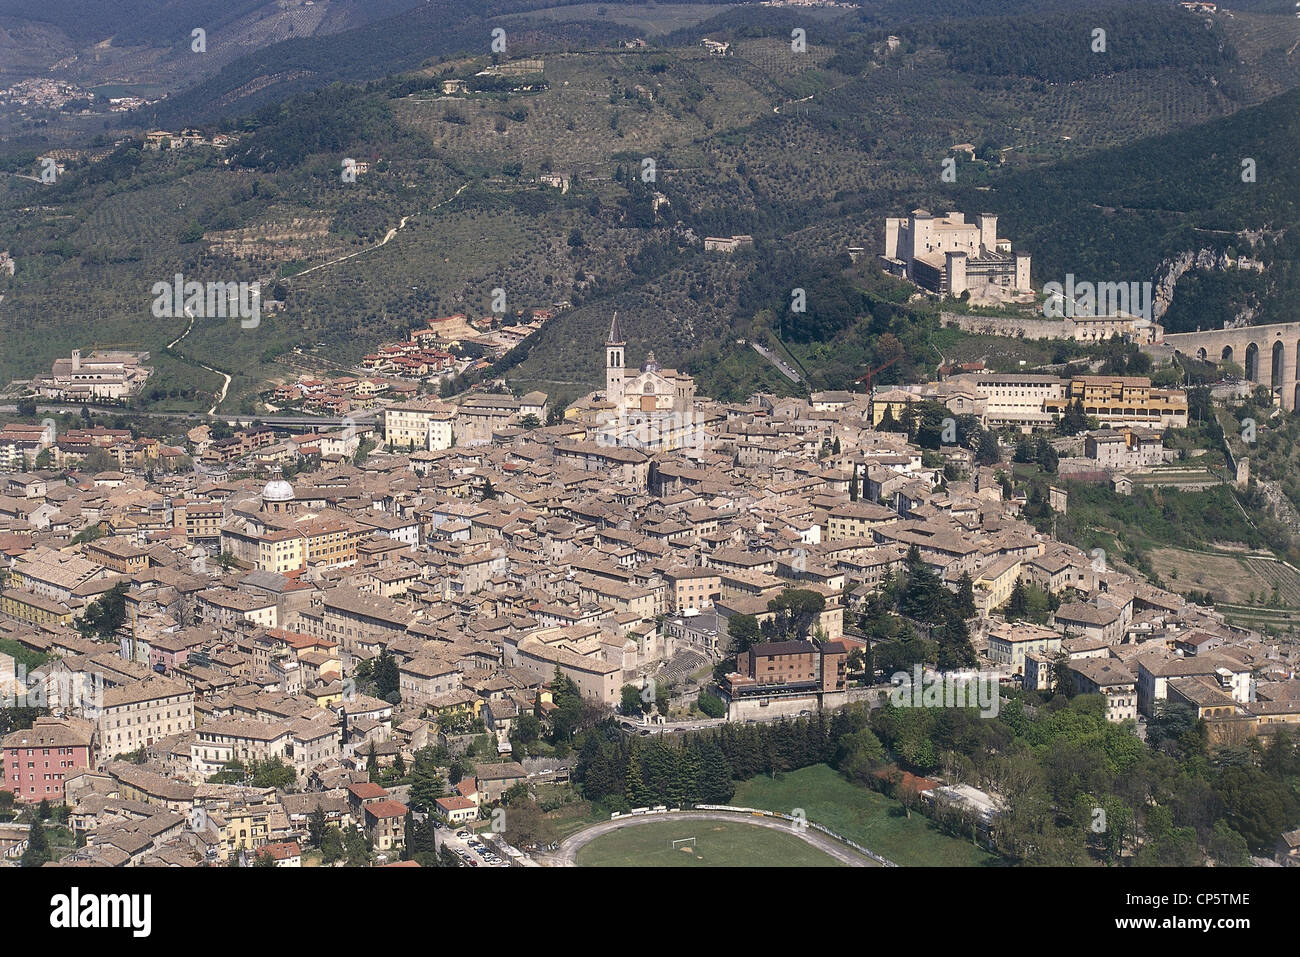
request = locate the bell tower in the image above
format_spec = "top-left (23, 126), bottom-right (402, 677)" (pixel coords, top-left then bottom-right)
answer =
top-left (605, 312), bottom-right (626, 408)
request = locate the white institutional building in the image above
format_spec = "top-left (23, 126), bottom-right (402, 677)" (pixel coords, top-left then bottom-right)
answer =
top-left (34, 349), bottom-right (153, 401)
top-left (883, 209), bottom-right (1030, 298)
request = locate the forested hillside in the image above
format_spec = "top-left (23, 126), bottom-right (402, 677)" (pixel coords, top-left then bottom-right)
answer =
top-left (959, 86), bottom-right (1300, 333)
top-left (2, 0), bottom-right (1300, 411)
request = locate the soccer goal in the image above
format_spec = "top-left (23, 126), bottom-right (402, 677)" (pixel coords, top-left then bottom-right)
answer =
top-left (669, 837), bottom-right (697, 852)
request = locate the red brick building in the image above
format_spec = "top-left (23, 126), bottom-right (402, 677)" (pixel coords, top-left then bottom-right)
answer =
top-left (725, 640), bottom-right (848, 696)
top-left (2, 717), bottom-right (95, 804)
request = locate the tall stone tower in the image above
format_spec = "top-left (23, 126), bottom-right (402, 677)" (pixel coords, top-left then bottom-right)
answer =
top-left (605, 312), bottom-right (626, 408)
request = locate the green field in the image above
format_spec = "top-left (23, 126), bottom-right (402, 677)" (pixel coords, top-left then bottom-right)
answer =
top-left (575, 818), bottom-right (843, 867)
top-left (732, 764), bottom-right (1000, 867)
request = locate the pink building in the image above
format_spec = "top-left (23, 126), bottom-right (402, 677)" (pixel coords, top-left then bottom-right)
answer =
top-left (3, 717), bottom-right (95, 804)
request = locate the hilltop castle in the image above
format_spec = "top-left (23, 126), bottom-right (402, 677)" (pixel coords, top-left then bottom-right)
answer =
top-left (882, 209), bottom-right (1030, 298)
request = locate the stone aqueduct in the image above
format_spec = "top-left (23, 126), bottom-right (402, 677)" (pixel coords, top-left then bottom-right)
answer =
top-left (1158, 322), bottom-right (1300, 412)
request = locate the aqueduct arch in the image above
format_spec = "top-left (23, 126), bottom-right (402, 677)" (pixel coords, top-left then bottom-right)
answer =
top-left (1160, 322), bottom-right (1300, 412)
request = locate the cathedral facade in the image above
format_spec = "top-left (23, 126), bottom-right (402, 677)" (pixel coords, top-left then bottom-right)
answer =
top-left (598, 314), bottom-right (700, 452)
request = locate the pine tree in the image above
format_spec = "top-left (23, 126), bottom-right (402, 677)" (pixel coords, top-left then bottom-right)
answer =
top-left (624, 746), bottom-right (647, 807)
top-left (900, 546), bottom-right (946, 625)
top-left (675, 744), bottom-right (703, 808)
top-left (20, 816), bottom-right (49, 867)
top-left (344, 825), bottom-right (370, 867)
top-left (373, 651), bottom-right (400, 701)
top-left (583, 748), bottom-right (617, 801)
top-left (308, 806), bottom-right (327, 848)
top-left (697, 741), bottom-right (735, 804)
top-left (1006, 578), bottom-right (1028, 619)
top-left (320, 826), bottom-right (344, 863)
top-left (639, 742), bottom-right (676, 807)
top-left (1060, 398), bottom-right (1088, 436)
top-left (899, 402), bottom-right (918, 439)
top-left (406, 813), bottom-right (437, 860)
top-left (409, 746), bottom-right (446, 811)
top-left (955, 572), bottom-right (977, 619)
top-left (976, 430), bottom-right (1001, 466)
top-left (936, 612), bottom-right (978, 669)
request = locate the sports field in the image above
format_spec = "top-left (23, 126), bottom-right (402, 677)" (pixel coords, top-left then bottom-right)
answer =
top-left (575, 819), bottom-right (844, 867)
top-left (733, 765), bottom-right (1000, 867)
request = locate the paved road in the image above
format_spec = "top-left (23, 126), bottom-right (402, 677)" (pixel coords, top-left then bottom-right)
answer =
top-left (751, 342), bottom-right (803, 383)
top-left (0, 404), bottom-right (375, 430)
top-left (543, 810), bottom-right (881, 867)
top-left (619, 717), bottom-right (726, 737)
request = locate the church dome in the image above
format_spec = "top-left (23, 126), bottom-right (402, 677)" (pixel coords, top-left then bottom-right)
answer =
top-left (262, 470), bottom-right (295, 503)
top-left (641, 350), bottom-right (661, 373)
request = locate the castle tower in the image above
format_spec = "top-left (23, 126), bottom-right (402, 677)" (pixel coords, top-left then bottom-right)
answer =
top-left (945, 250), bottom-right (968, 297)
top-left (977, 212), bottom-right (997, 254)
top-left (606, 312), bottom-right (626, 409)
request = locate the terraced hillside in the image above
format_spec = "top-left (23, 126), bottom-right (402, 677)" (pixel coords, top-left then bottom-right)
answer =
top-left (2, 1), bottom-right (1300, 413)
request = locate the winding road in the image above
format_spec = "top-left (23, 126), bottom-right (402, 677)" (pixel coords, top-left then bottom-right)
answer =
top-left (287, 182), bottom-right (469, 282)
top-left (166, 311), bottom-right (231, 415)
top-left (161, 185), bottom-right (468, 414)
top-left (542, 810), bottom-right (881, 867)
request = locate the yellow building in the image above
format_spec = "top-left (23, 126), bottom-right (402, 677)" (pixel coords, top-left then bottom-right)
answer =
top-left (974, 557), bottom-right (1022, 616)
top-left (825, 502), bottom-right (900, 541)
top-left (870, 389), bottom-right (919, 427)
top-left (384, 399), bottom-right (455, 450)
top-left (300, 519), bottom-right (360, 568)
top-left (1045, 376), bottom-right (1188, 429)
top-left (427, 689), bottom-right (483, 724)
top-left (306, 681), bottom-right (344, 708)
top-left (0, 588), bottom-right (76, 627)
top-left (182, 503), bottom-right (224, 541)
top-left (986, 622), bottom-right (1062, 674)
top-left (257, 529), bottom-right (307, 575)
top-left (216, 804), bottom-right (281, 858)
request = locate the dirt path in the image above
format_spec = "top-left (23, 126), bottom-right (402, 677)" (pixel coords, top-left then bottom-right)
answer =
top-left (288, 182), bottom-right (468, 282)
top-left (166, 311), bottom-right (231, 415)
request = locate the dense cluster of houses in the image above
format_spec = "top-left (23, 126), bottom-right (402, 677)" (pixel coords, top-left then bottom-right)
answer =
top-left (0, 326), bottom-right (1296, 866)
